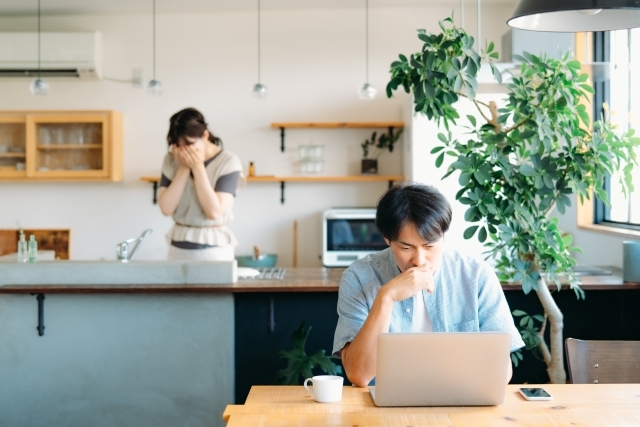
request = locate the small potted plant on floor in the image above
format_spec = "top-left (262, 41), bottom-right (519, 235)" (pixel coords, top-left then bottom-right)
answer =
top-left (361, 128), bottom-right (404, 174)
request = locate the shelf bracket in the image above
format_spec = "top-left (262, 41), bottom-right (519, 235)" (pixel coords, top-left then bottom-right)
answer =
top-left (388, 180), bottom-right (395, 189)
top-left (151, 181), bottom-right (158, 205)
top-left (267, 295), bottom-right (276, 333)
top-left (280, 181), bottom-right (285, 204)
top-left (36, 293), bottom-right (45, 336)
top-left (279, 127), bottom-right (285, 152)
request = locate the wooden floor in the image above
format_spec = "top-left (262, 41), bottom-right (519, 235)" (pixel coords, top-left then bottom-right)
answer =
top-left (224, 384), bottom-right (640, 426)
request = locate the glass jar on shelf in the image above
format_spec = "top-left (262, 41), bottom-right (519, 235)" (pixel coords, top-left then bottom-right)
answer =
top-left (299, 143), bottom-right (324, 174)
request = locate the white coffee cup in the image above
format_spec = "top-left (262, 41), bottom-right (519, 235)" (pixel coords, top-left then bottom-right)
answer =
top-left (303, 375), bottom-right (343, 403)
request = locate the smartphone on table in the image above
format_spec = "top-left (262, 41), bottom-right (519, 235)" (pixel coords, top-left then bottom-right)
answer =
top-left (518, 387), bottom-right (552, 401)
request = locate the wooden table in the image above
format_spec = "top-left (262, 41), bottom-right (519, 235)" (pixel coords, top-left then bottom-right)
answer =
top-left (223, 384), bottom-right (640, 426)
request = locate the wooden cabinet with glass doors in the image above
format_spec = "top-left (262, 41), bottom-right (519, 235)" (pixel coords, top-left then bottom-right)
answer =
top-left (0, 111), bottom-right (122, 181)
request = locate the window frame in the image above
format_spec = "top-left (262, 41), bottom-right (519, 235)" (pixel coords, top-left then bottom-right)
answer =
top-left (577, 31), bottom-right (640, 237)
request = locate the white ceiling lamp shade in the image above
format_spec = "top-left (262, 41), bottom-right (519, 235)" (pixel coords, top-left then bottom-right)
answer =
top-left (358, 0), bottom-right (377, 100)
top-left (30, 0), bottom-right (48, 96)
top-left (508, 0), bottom-right (640, 32)
top-left (252, 0), bottom-right (267, 99)
top-left (146, 0), bottom-right (162, 96)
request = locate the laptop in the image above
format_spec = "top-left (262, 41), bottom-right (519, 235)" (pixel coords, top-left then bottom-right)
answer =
top-left (369, 332), bottom-right (511, 407)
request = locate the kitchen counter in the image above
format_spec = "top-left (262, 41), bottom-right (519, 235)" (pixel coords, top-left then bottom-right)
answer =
top-left (0, 264), bottom-right (638, 294)
top-left (2, 263), bottom-right (639, 426)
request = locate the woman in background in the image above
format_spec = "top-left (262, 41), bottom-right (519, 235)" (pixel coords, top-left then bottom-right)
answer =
top-left (157, 108), bottom-right (245, 260)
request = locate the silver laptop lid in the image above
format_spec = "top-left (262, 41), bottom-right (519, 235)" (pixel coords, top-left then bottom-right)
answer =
top-left (374, 332), bottom-right (511, 407)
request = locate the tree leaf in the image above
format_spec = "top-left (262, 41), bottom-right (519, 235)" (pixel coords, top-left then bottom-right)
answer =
top-left (519, 164), bottom-right (536, 176)
top-left (567, 60), bottom-right (581, 70)
top-left (454, 75), bottom-right (463, 92)
top-left (459, 171), bottom-right (472, 186)
top-left (478, 226), bottom-right (488, 243)
top-left (424, 80), bottom-right (435, 99)
top-left (436, 152), bottom-right (445, 168)
top-left (463, 225), bottom-right (479, 239)
top-left (467, 114), bottom-right (477, 127)
top-left (464, 207), bottom-right (478, 222)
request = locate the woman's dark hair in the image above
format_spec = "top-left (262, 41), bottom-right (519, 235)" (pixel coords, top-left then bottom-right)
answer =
top-left (167, 108), bottom-right (222, 147)
top-left (376, 184), bottom-right (452, 243)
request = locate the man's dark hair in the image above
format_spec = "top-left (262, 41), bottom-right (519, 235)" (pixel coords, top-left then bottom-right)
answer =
top-left (376, 184), bottom-right (452, 243)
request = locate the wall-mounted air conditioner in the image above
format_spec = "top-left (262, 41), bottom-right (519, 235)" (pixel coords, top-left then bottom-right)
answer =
top-left (0, 32), bottom-right (102, 79)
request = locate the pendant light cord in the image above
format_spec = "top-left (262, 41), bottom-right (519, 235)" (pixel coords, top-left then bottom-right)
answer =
top-left (37, 0), bottom-right (41, 80)
top-left (477, 0), bottom-right (481, 48)
top-left (152, 0), bottom-right (156, 80)
top-left (365, 0), bottom-right (369, 84)
top-left (258, 0), bottom-right (261, 84)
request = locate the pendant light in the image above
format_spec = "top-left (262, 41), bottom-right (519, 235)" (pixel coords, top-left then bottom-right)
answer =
top-left (146, 0), bottom-right (162, 96)
top-left (251, 0), bottom-right (267, 99)
top-left (508, 1), bottom-right (640, 32)
top-left (30, 0), bottom-right (48, 96)
top-left (358, 0), bottom-right (377, 100)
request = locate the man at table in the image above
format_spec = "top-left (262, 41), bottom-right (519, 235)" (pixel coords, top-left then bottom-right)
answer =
top-left (332, 184), bottom-right (525, 387)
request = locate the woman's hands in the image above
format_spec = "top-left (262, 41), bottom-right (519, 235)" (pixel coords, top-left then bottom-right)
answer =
top-left (173, 143), bottom-right (205, 170)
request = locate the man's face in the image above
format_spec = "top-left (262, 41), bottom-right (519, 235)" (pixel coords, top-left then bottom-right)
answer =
top-left (385, 222), bottom-right (445, 273)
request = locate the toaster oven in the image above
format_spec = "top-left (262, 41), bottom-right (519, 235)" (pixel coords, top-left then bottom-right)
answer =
top-left (322, 208), bottom-right (388, 267)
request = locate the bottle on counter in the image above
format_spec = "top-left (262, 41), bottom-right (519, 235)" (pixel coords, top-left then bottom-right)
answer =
top-left (28, 235), bottom-right (38, 263)
top-left (248, 161), bottom-right (255, 177)
top-left (17, 231), bottom-right (28, 263)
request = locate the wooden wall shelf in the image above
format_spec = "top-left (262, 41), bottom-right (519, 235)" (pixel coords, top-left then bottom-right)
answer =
top-left (140, 175), bottom-right (405, 205)
top-left (270, 121), bottom-right (404, 152)
top-left (247, 175), bottom-right (403, 183)
top-left (37, 144), bottom-right (103, 150)
top-left (250, 175), bottom-right (404, 204)
top-left (271, 122), bottom-right (404, 129)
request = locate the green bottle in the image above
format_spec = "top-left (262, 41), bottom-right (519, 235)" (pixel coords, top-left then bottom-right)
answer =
top-left (17, 231), bottom-right (28, 263)
top-left (28, 235), bottom-right (38, 263)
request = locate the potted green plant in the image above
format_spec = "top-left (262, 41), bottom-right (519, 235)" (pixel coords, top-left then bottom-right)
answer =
top-left (361, 129), bottom-right (404, 174)
top-left (274, 322), bottom-right (343, 385)
top-left (386, 17), bottom-right (639, 383)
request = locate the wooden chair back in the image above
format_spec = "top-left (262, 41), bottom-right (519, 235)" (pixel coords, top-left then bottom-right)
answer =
top-left (566, 338), bottom-right (640, 384)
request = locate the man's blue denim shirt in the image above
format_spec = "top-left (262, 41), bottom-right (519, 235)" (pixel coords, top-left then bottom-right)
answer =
top-left (332, 248), bottom-right (525, 359)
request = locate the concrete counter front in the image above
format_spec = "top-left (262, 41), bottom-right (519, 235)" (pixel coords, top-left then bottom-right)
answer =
top-left (0, 260), bottom-right (237, 427)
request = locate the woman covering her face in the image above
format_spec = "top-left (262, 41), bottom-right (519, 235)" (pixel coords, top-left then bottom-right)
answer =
top-left (157, 108), bottom-right (245, 261)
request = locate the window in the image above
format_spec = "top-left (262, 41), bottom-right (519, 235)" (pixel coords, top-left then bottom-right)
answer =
top-left (593, 30), bottom-right (640, 231)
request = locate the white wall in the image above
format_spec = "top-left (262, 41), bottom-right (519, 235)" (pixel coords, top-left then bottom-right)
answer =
top-left (0, 6), bottom-right (515, 265)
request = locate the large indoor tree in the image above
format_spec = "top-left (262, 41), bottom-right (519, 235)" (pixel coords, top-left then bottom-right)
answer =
top-left (386, 17), bottom-right (640, 383)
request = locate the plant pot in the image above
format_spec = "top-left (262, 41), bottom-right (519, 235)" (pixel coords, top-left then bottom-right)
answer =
top-left (361, 159), bottom-right (378, 174)
top-left (235, 254), bottom-right (278, 268)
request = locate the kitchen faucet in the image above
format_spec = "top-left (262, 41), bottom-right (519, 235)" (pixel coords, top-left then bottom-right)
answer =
top-left (116, 229), bottom-right (153, 262)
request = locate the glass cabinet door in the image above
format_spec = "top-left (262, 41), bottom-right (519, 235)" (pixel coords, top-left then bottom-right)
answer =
top-left (29, 115), bottom-right (109, 178)
top-left (0, 116), bottom-right (27, 178)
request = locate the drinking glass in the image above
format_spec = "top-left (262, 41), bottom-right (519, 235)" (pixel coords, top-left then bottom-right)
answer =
top-left (39, 126), bottom-right (51, 145)
top-left (52, 125), bottom-right (65, 145)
